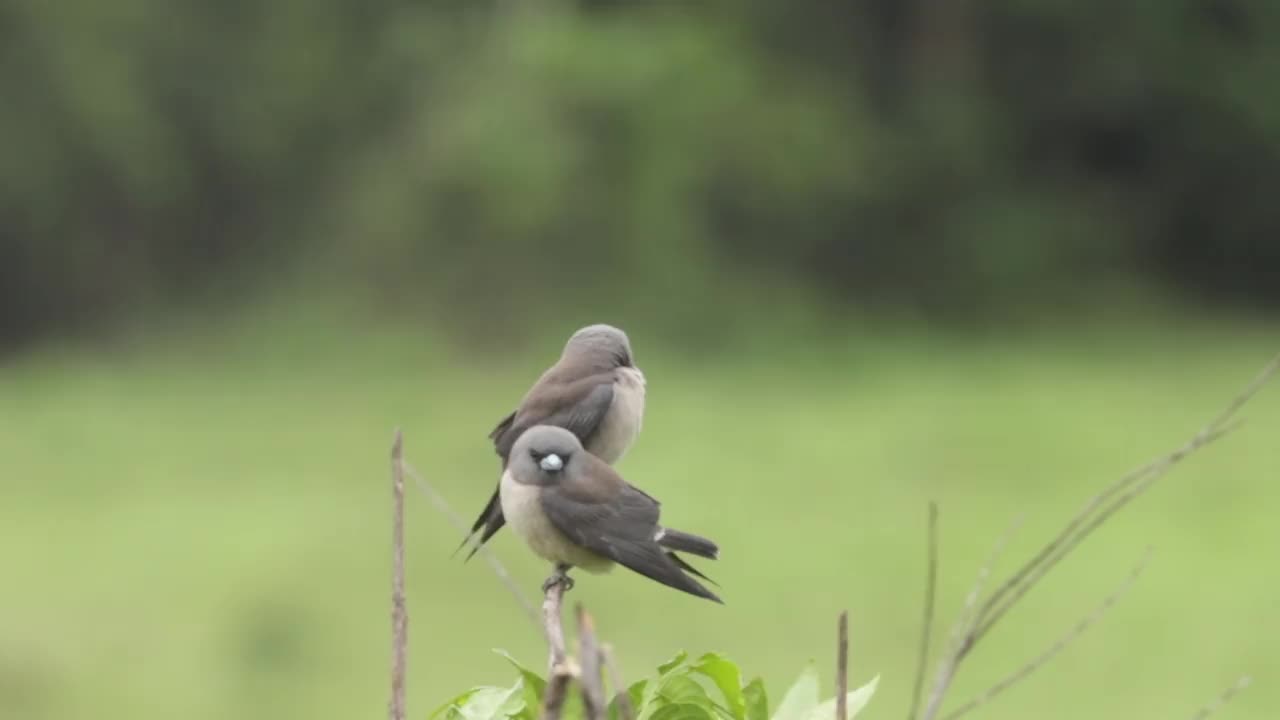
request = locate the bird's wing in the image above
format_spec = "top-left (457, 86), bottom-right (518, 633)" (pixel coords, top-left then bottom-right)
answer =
top-left (491, 374), bottom-right (615, 462)
top-left (465, 373), bottom-right (616, 558)
top-left (540, 460), bottom-right (720, 602)
top-left (487, 410), bottom-right (517, 444)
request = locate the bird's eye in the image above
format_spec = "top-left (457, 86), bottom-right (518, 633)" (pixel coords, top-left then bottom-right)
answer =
top-left (538, 453), bottom-right (564, 472)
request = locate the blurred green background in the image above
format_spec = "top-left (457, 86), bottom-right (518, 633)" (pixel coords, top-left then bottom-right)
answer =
top-left (2, 1), bottom-right (1279, 718)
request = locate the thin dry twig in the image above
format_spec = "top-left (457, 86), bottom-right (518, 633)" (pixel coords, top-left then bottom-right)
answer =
top-left (541, 664), bottom-right (575, 720)
top-left (389, 430), bottom-right (408, 720)
top-left (1189, 676), bottom-right (1253, 720)
top-left (908, 503), bottom-right (939, 720)
top-left (918, 352), bottom-right (1279, 720)
top-left (401, 459), bottom-right (539, 623)
top-left (970, 425), bottom-right (1232, 645)
top-left (940, 549), bottom-right (1152, 720)
top-left (922, 515), bottom-right (1021, 720)
top-left (951, 515), bottom-right (1022, 654)
top-left (540, 574), bottom-right (577, 720)
top-left (970, 352), bottom-right (1280, 643)
top-left (578, 605), bottom-right (606, 720)
top-left (836, 611), bottom-right (850, 720)
top-left (602, 644), bottom-right (634, 720)
top-left (543, 574), bottom-right (570, 671)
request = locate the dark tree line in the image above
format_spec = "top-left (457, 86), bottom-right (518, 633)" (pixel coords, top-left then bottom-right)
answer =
top-left (3, 0), bottom-right (1278, 348)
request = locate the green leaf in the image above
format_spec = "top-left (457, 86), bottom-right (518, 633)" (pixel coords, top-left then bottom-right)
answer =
top-left (770, 664), bottom-right (819, 720)
top-left (453, 681), bottom-right (527, 720)
top-left (804, 675), bottom-right (879, 720)
top-left (609, 680), bottom-right (648, 720)
top-left (639, 666), bottom-right (713, 720)
top-left (493, 649), bottom-right (548, 702)
top-left (692, 653), bottom-right (746, 720)
top-left (658, 651), bottom-right (690, 676)
top-left (429, 688), bottom-right (486, 720)
top-left (742, 678), bottom-right (768, 720)
top-left (648, 702), bottom-right (716, 720)
top-left (657, 675), bottom-right (710, 705)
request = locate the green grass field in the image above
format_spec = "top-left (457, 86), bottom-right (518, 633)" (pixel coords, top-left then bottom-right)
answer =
top-left (2, 316), bottom-right (1277, 720)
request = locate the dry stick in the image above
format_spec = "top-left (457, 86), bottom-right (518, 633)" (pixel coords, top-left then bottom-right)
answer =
top-left (920, 351), bottom-right (1280, 720)
top-left (971, 351), bottom-right (1280, 639)
top-left (541, 665), bottom-right (575, 720)
top-left (939, 548), bottom-right (1152, 720)
top-left (543, 575), bottom-right (570, 671)
top-left (836, 611), bottom-right (850, 720)
top-left (540, 577), bottom-right (577, 720)
top-left (1189, 676), bottom-right (1253, 720)
top-left (951, 515), bottom-right (1022, 653)
top-left (970, 424), bottom-right (1233, 645)
top-left (389, 430), bottom-right (408, 720)
top-left (907, 503), bottom-right (939, 720)
top-left (602, 644), bottom-right (634, 720)
top-left (962, 353), bottom-right (1278, 651)
top-left (578, 605), bottom-right (606, 720)
top-left (401, 460), bottom-right (539, 623)
top-left (920, 515), bottom-right (1022, 720)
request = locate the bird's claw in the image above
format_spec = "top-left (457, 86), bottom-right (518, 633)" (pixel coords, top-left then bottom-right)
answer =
top-left (542, 566), bottom-right (575, 593)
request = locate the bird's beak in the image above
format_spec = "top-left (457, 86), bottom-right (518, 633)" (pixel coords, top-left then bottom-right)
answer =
top-left (539, 454), bottom-right (564, 472)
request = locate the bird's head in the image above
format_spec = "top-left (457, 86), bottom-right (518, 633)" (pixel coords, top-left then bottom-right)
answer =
top-left (563, 323), bottom-right (634, 369)
top-left (510, 425), bottom-right (584, 484)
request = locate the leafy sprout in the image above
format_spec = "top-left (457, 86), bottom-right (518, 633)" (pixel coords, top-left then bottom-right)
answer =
top-left (429, 650), bottom-right (878, 720)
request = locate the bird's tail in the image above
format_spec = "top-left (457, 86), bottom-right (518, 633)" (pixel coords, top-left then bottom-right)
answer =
top-left (667, 552), bottom-right (718, 586)
top-left (455, 489), bottom-right (506, 562)
top-left (656, 528), bottom-right (719, 560)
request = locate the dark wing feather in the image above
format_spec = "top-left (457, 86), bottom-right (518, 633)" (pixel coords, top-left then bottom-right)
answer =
top-left (488, 410), bottom-right (517, 444)
top-left (540, 461), bottom-right (721, 602)
top-left (492, 376), bottom-right (615, 461)
top-left (461, 373), bottom-right (616, 559)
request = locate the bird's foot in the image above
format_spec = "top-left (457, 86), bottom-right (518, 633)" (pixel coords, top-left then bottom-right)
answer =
top-left (542, 564), bottom-right (575, 594)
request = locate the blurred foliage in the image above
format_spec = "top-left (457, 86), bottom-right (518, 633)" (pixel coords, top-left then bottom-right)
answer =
top-left (430, 649), bottom-right (877, 720)
top-left (3, 0), bottom-right (1280, 347)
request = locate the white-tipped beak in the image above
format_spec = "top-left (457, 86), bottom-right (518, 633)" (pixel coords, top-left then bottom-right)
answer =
top-left (539, 454), bottom-right (564, 472)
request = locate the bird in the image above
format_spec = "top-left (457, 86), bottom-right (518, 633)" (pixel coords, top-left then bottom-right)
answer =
top-left (459, 324), bottom-right (646, 559)
top-left (501, 425), bottom-right (721, 602)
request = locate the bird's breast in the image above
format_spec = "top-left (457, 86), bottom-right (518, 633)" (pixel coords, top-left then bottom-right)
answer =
top-left (499, 471), bottom-right (613, 573)
top-left (589, 367), bottom-right (646, 464)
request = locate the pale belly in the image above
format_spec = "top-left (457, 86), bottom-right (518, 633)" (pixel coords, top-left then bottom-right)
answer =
top-left (589, 366), bottom-right (646, 464)
top-left (499, 471), bottom-right (613, 573)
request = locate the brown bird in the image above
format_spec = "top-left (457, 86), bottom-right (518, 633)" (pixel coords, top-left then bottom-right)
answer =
top-left (459, 324), bottom-right (646, 558)
top-left (501, 425), bottom-right (721, 602)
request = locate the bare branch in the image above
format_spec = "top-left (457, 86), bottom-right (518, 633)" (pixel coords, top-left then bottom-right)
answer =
top-left (389, 430), bottom-right (408, 720)
top-left (401, 460), bottom-right (539, 623)
top-left (940, 549), bottom-right (1152, 720)
top-left (1189, 676), bottom-right (1253, 720)
top-left (917, 351), bottom-right (1279, 720)
top-left (908, 503), bottom-right (939, 720)
top-left (837, 610), bottom-right (850, 720)
top-left (953, 515), bottom-right (1022, 655)
top-left (578, 605), bottom-right (606, 720)
top-left (539, 573), bottom-right (577, 720)
top-left (541, 663), bottom-right (575, 720)
top-left (602, 644), bottom-right (634, 720)
top-left (971, 351), bottom-right (1280, 639)
top-left (922, 515), bottom-right (1022, 720)
top-left (971, 425), bottom-right (1232, 645)
top-left (543, 573), bottom-right (570, 672)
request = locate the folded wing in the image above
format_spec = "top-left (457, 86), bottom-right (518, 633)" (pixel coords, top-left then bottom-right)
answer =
top-left (539, 458), bottom-right (721, 603)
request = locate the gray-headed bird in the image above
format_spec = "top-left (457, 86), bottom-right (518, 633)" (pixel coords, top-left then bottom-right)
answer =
top-left (460, 324), bottom-right (646, 558)
top-left (501, 425), bottom-right (721, 603)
